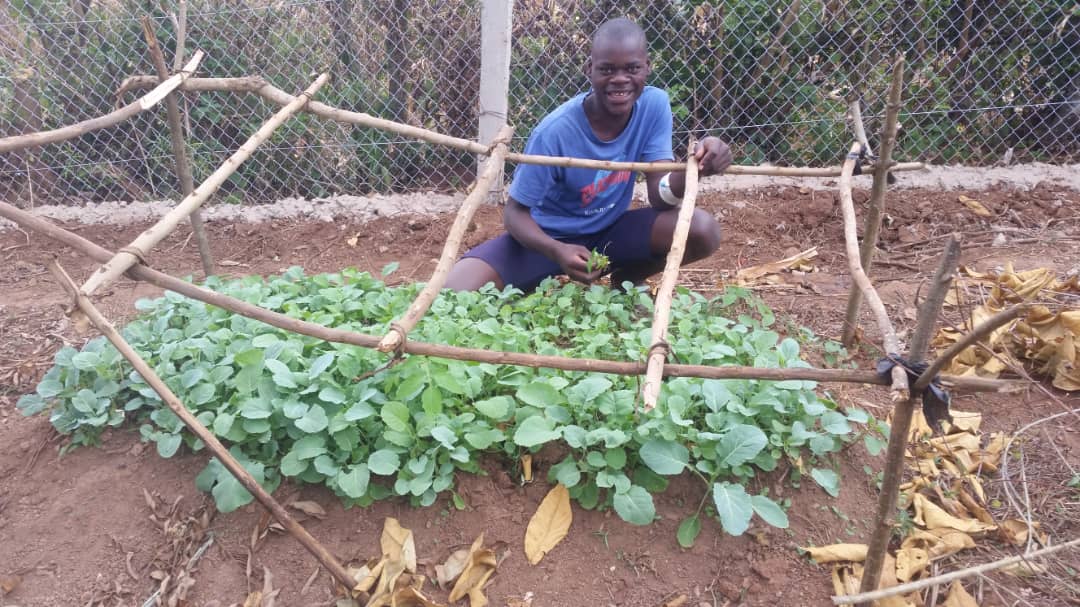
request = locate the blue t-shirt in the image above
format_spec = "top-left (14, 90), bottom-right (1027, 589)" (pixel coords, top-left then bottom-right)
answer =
top-left (508, 86), bottom-right (674, 238)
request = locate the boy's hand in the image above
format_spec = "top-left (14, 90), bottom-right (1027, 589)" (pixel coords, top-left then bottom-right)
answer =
top-left (694, 137), bottom-right (733, 177)
top-left (553, 243), bottom-right (602, 284)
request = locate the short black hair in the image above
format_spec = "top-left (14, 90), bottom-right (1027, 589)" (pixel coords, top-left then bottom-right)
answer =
top-left (592, 18), bottom-right (647, 50)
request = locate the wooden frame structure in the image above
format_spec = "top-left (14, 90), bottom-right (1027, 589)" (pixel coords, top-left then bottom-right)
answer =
top-left (0, 51), bottom-right (1034, 599)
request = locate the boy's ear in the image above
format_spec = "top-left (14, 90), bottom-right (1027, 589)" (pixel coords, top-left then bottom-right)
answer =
top-left (583, 58), bottom-right (593, 77)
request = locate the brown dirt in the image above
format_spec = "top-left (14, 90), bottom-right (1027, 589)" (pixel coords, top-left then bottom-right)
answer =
top-left (1, 184), bottom-right (1079, 607)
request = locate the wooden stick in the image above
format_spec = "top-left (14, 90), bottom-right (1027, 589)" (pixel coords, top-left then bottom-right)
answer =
top-left (857, 235), bottom-right (960, 603)
top-left (141, 17), bottom-right (214, 279)
top-left (907, 234), bottom-right (962, 359)
top-left (0, 199), bottom-right (1018, 394)
top-left (117, 76), bottom-right (926, 177)
top-left (838, 141), bottom-right (908, 397)
top-left (80, 73), bottom-right (329, 296)
top-left (377, 126), bottom-right (513, 353)
top-left (842, 57), bottom-right (905, 346)
top-left (913, 303), bottom-right (1027, 392)
top-left (836, 537), bottom-right (1080, 605)
top-left (642, 145), bottom-right (700, 411)
top-left (171, 0), bottom-right (187, 72)
top-left (0, 52), bottom-right (203, 154)
top-left (46, 259), bottom-right (357, 592)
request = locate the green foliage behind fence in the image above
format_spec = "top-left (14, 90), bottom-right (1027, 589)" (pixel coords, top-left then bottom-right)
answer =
top-left (1, 1), bottom-right (1077, 205)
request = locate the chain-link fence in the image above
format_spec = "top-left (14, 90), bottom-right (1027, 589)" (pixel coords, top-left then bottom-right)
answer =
top-left (1, 1), bottom-right (1078, 205)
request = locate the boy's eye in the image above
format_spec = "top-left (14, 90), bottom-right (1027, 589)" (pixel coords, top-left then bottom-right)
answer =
top-left (627, 65), bottom-right (641, 74)
top-left (599, 67), bottom-right (615, 75)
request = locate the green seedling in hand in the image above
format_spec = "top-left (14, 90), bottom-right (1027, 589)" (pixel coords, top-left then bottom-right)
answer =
top-left (586, 249), bottom-right (610, 274)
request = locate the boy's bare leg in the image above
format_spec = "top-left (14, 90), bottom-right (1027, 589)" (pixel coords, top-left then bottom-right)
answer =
top-left (444, 257), bottom-right (505, 292)
top-left (609, 208), bottom-right (721, 287)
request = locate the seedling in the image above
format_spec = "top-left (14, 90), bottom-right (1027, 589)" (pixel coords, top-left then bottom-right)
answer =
top-left (586, 248), bottom-right (610, 274)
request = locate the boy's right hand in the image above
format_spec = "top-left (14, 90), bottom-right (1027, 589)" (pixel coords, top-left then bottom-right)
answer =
top-left (554, 243), bottom-right (602, 284)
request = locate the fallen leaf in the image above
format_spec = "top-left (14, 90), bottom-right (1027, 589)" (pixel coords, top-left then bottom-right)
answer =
top-left (831, 564), bottom-right (860, 598)
top-left (0, 575), bottom-right (20, 595)
top-left (1001, 560), bottom-right (1048, 577)
top-left (734, 247), bottom-right (818, 285)
top-left (942, 580), bottom-right (979, 607)
top-left (913, 494), bottom-right (996, 534)
top-left (390, 586), bottom-right (443, 607)
top-left (367, 560), bottom-right (406, 607)
top-left (435, 548), bottom-right (470, 588)
top-left (947, 410), bottom-right (982, 433)
top-left (449, 534), bottom-right (497, 605)
top-left (894, 547), bottom-right (929, 582)
top-left (351, 557), bottom-right (386, 594)
top-left (958, 195), bottom-right (991, 217)
top-left (998, 519), bottom-right (1044, 547)
top-left (521, 454), bottom-right (533, 483)
top-left (347, 234), bottom-right (361, 247)
top-left (802, 543), bottom-right (868, 564)
top-left (661, 594), bottom-right (688, 607)
top-left (242, 590), bottom-right (263, 607)
top-left (956, 489), bottom-right (994, 525)
top-left (524, 484), bottom-right (572, 565)
top-left (290, 500), bottom-right (327, 519)
top-left (381, 518), bottom-right (417, 573)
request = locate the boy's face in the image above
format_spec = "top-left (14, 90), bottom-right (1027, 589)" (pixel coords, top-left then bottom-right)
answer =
top-left (585, 36), bottom-right (650, 119)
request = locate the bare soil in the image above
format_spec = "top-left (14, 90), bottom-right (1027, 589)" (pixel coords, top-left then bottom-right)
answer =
top-left (1, 183), bottom-right (1079, 607)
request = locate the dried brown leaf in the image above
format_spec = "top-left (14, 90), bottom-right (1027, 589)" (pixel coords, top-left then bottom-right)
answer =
top-left (912, 494), bottom-right (996, 534)
top-left (958, 195), bottom-right (991, 217)
top-left (802, 543), bottom-right (868, 564)
top-left (521, 454), bottom-right (533, 483)
top-left (449, 534), bottom-right (497, 604)
top-left (381, 518), bottom-right (417, 573)
top-left (289, 500), bottom-right (327, 519)
top-left (942, 580), bottom-right (979, 607)
top-left (0, 575), bottom-right (20, 595)
top-left (894, 547), bottom-right (929, 582)
top-left (524, 484), bottom-right (572, 565)
top-left (242, 590), bottom-right (263, 607)
top-left (435, 548), bottom-right (469, 588)
top-left (390, 586), bottom-right (444, 607)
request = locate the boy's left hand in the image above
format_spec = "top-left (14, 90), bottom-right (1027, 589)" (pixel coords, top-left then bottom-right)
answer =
top-left (693, 136), bottom-right (733, 177)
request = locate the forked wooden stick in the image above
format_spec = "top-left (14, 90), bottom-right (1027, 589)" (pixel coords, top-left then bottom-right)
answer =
top-left (642, 145), bottom-right (700, 411)
top-left (0, 200), bottom-right (1018, 393)
top-left (842, 56), bottom-right (905, 346)
top-left (46, 259), bottom-right (357, 592)
top-left (141, 16), bottom-right (214, 279)
top-left (0, 52), bottom-right (203, 154)
top-left (80, 73), bottom-right (329, 296)
top-left (377, 125), bottom-right (514, 353)
top-left (838, 141), bottom-right (908, 398)
top-left (913, 303), bottom-right (1028, 391)
top-left (117, 75), bottom-right (926, 177)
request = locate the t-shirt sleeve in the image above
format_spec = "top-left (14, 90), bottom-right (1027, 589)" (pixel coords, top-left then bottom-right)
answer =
top-left (508, 129), bottom-right (560, 208)
top-left (641, 89), bottom-right (674, 162)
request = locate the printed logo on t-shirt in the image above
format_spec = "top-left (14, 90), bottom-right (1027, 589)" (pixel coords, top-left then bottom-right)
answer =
top-left (580, 168), bottom-right (631, 207)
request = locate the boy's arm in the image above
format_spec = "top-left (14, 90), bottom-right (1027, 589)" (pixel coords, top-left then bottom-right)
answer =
top-left (645, 136), bottom-right (733, 207)
top-left (504, 198), bottom-right (600, 283)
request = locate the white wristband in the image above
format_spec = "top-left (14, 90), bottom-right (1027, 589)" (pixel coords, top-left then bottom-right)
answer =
top-left (658, 172), bottom-right (682, 207)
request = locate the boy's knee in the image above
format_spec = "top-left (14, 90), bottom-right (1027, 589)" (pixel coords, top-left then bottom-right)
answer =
top-left (686, 212), bottom-right (722, 259)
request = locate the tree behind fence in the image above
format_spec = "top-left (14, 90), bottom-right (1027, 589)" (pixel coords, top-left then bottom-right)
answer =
top-left (1, 0), bottom-right (1077, 205)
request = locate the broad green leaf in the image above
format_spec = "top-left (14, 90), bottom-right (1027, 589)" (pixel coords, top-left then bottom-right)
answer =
top-left (318, 385), bottom-right (346, 404)
top-left (463, 428), bottom-right (503, 450)
top-left (292, 435), bottom-right (327, 460)
top-left (513, 416), bottom-right (560, 448)
top-left (605, 448), bottom-right (627, 469)
top-left (717, 424), bottom-right (767, 468)
top-left (639, 439), bottom-right (689, 475)
top-left (474, 395), bottom-right (513, 419)
top-left (820, 411), bottom-right (852, 435)
top-left (811, 468), bottom-right (841, 497)
top-left (156, 433), bottom-right (182, 458)
top-left (343, 401), bottom-right (375, 421)
top-left (712, 482), bottom-right (753, 536)
top-left (212, 475), bottom-right (253, 513)
top-left (308, 352), bottom-right (335, 379)
top-left (368, 449), bottom-right (400, 475)
top-left (750, 495), bottom-right (789, 528)
top-left (516, 381), bottom-right (561, 407)
top-left (550, 457), bottom-right (581, 488)
top-left (295, 405), bottom-right (329, 433)
top-left (381, 401), bottom-right (411, 432)
top-left (677, 514), bottom-right (702, 548)
top-left (430, 425), bottom-right (456, 449)
top-left (337, 465), bottom-right (370, 499)
top-left (613, 485), bottom-right (655, 526)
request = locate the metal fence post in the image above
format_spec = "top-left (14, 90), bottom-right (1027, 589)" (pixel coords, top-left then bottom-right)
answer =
top-left (479, 0), bottom-right (513, 201)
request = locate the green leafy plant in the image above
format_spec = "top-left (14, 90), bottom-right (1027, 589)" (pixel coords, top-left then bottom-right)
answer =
top-left (19, 267), bottom-right (870, 543)
top-left (585, 248), bottom-right (610, 275)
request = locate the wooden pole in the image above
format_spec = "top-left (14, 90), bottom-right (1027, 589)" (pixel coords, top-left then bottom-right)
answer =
top-left (0, 199), bottom-right (1017, 394)
top-left (642, 144), bottom-right (700, 411)
top-left (46, 260), bottom-right (357, 592)
top-left (856, 236), bottom-right (961, 603)
top-left (377, 127), bottom-right (513, 353)
top-left (838, 141), bottom-right (908, 398)
top-left (838, 537), bottom-right (1080, 605)
top-left (80, 73), bottom-right (329, 296)
top-left (117, 76), bottom-right (926, 177)
top-left (0, 52), bottom-right (203, 154)
top-left (141, 17), bottom-right (214, 279)
top-left (478, 0), bottom-right (513, 195)
top-left (842, 57), bottom-right (905, 346)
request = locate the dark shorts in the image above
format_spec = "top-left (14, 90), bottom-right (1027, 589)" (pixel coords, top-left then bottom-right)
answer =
top-left (462, 207), bottom-right (664, 290)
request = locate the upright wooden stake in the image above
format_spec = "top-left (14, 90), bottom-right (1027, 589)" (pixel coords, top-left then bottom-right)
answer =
top-left (642, 143), bottom-right (700, 411)
top-left (856, 236), bottom-right (961, 603)
top-left (47, 260), bottom-right (357, 592)
top-left (478, 0), bottom-right (513, 196)
top-left (842, 56), bottom-right (905, 347)
top-left (141, 17), bottom-right (214, 278)
top-left (80, 73), bottom-right (328, 296)
top-left (378, 126), bottom-right (513, 353)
